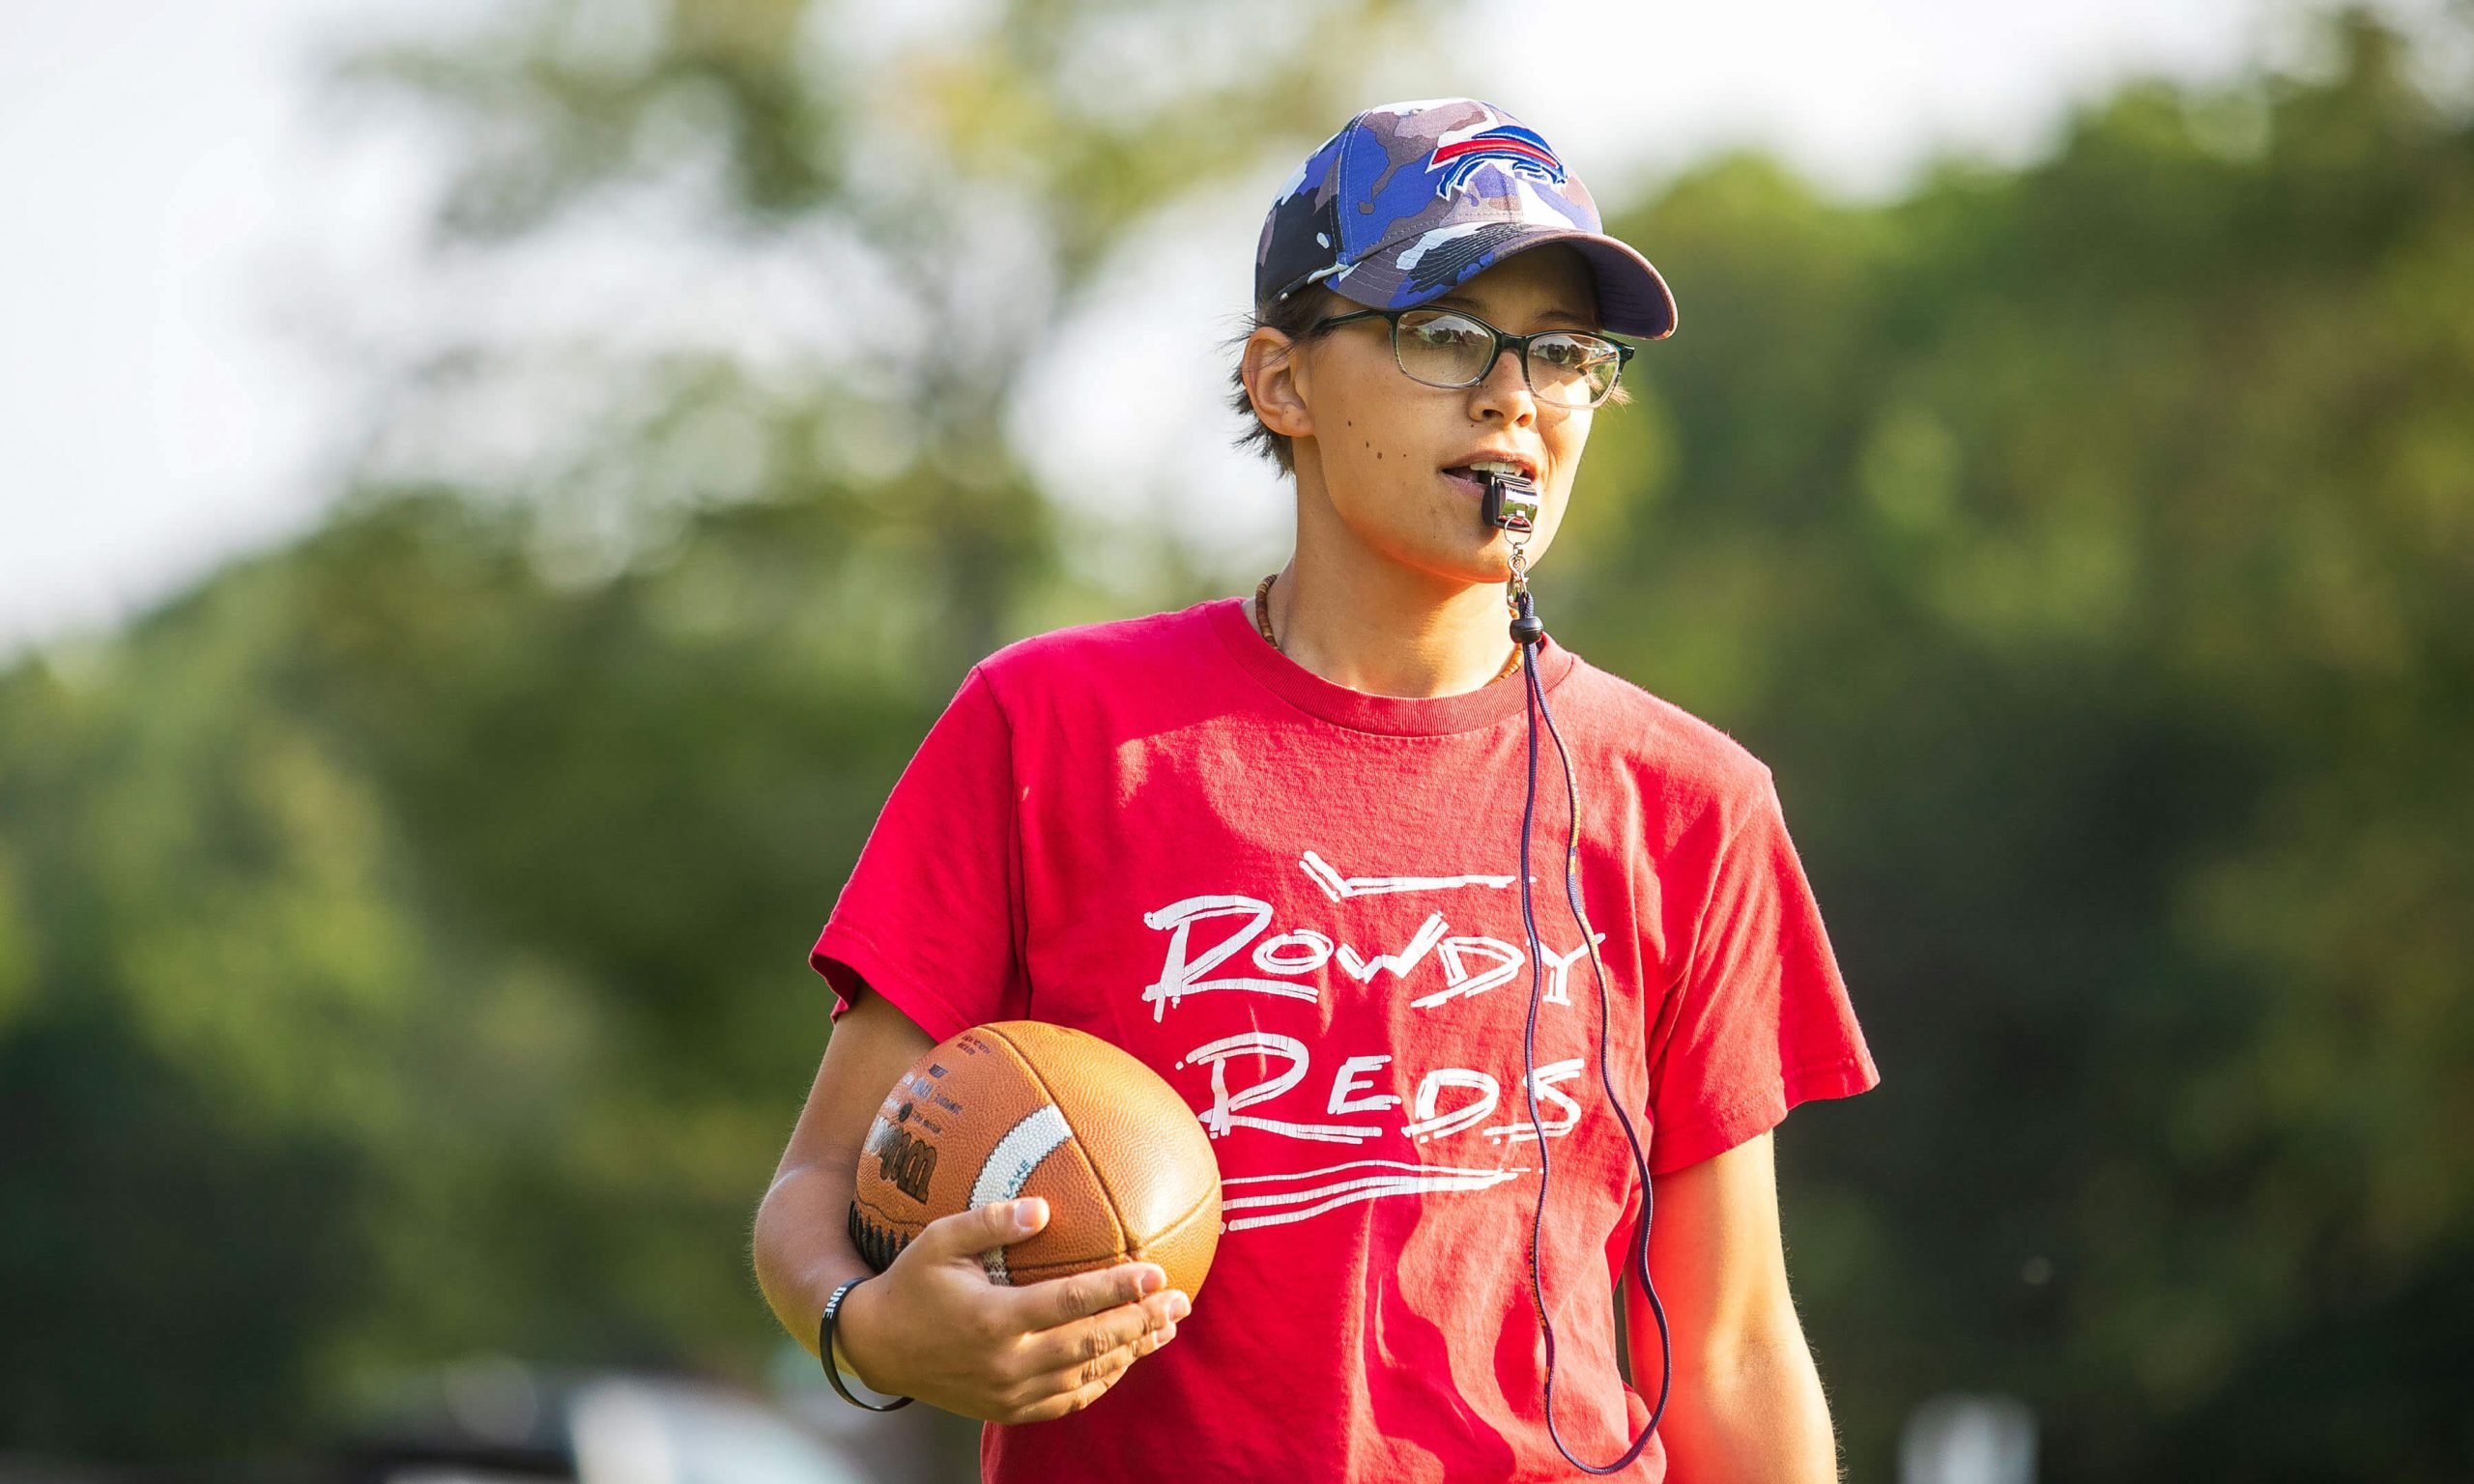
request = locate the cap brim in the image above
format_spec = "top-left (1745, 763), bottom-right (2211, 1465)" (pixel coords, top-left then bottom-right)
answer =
top-left (1328, 223), bottom-right (1677, 340)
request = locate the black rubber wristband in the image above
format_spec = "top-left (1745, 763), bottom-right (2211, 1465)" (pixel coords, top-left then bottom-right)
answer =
top-left (820, 1276), bottom-right (913, 1412)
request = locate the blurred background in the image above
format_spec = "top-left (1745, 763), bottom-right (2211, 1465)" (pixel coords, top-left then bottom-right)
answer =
top-left (3, 0), bottom-right (2470, 1479)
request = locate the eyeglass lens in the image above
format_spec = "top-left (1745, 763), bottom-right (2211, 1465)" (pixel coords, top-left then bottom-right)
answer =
top-left (1395, 310), bottom-right (1623, 407)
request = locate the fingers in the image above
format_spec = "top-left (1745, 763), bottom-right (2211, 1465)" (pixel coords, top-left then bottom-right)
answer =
top-left (917, 1197), bottom-right (1048, 1260)
top-left (1000, 1312), bottom-right (1184, 1423)
top-left (1014, 1286), bottom-right (1189, 1376)
top-left (1008, 1259), bottom-right (1167, 1330)
top-left (876, 1199), bottom-right (1194, 1426)
top-left (994, 1269), bottom-right (1189, 1425)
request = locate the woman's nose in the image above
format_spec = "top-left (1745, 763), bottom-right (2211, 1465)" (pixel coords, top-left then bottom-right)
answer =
top-left (1469, 345), bottom-right (1537, 425)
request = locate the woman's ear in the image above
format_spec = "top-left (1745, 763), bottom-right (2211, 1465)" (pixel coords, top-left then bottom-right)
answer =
top-left (1242, 328), bottom-right (1314, 442)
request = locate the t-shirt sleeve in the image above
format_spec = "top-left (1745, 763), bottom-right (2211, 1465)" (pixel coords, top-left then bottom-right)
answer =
top-left (810, 664), bottom-right (1030, 1042)
top-left (1645, 772), bottom-right (1878, 1174)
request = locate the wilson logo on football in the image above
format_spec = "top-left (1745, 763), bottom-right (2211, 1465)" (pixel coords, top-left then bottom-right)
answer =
top-left (868, 1114), bottom-right (940, 1203)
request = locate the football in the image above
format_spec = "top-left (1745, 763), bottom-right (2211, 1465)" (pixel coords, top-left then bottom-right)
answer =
top-left (849, 1021), bottom-right (1223, 1299)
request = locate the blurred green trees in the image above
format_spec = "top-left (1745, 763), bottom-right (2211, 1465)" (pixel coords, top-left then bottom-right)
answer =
top-left (0, 0), bottom-right (1431, 1459)
top-left (1, 4), bottom-right (2467, 1478)
top-left (1562, 12), bottom-right (2473, 1476)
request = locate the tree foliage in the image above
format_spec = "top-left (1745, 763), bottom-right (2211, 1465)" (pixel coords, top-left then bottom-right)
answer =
top-left (1558, 12), bottom-right (2473, 1476)
top-left (0, 5), bottom-right (2465, 1478)
top-left (1, 0), bottom-right (1436, 1460)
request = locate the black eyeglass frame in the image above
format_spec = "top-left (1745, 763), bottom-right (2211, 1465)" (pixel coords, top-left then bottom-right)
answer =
top-left (1307, 305), bottom-right (1637, 409)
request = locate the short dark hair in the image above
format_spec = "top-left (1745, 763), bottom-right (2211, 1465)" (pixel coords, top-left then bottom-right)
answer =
top-left (1227, 286), bottom-right (1343, 474)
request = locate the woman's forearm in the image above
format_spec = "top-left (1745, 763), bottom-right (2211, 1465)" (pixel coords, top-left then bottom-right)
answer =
top-left (753, 1157), bottom-right (876, 1366)
top-left (1654, 1322), bottom-right (1839, 1484)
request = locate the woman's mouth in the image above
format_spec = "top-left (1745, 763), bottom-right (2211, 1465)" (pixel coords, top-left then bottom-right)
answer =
top-left (1441, 459), bottom-right (1534, 499)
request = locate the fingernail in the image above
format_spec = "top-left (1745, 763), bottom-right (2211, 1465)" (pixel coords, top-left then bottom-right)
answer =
top-left (1013, 1198), bottom-right (1044, 1226)
top-left (1136, 1266), bottom-right (1165, 1295)
top-left (1157, 1321), bottom-right (1179, 1344)
top-left (1167, 1292), bottom-right (1191, 1322)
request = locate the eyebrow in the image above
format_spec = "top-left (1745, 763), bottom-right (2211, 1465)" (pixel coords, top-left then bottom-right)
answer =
top-left (1430, 294), bottom-right (1598, 329)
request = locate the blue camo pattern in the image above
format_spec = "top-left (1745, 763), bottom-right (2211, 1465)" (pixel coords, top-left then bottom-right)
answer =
top-left (1253, 99), bottom-right (1676, 339)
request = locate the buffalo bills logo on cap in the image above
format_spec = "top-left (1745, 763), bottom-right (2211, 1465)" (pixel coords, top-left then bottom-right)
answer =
top-left (1427, 124), bottom-right (1566, 198)
top-left (1255, 99), bottom-right (1678, 339)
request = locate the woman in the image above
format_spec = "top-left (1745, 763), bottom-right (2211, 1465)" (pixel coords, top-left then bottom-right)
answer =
top-left (754, 99), bottom-right (1878, 1482)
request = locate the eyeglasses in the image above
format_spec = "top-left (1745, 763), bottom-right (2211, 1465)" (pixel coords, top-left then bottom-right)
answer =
top-left (1309, 306), bottom-right (1634, 409)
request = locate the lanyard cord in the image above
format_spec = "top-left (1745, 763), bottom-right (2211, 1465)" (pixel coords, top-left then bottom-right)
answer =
top-left (1511, 585), bottom-right (1672, 1474)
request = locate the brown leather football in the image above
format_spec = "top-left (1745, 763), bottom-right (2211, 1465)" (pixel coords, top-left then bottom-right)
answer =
top-left (849, 1021), bottom-right (1222, 1299)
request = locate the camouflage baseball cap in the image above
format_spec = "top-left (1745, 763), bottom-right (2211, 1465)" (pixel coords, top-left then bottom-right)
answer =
top-left (1255, 99), bottom-right (1676, 340)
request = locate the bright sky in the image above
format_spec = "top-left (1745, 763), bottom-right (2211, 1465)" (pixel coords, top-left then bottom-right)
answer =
top-left (0, 0), bottom-right (2416, 656)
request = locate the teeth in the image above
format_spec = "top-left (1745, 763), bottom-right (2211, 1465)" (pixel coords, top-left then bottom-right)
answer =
top-left (1467, 460), bottom-right (1526, 477)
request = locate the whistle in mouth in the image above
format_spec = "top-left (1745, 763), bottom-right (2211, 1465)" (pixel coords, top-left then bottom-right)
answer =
top-left (1481, 471), bottom-right (1540, 536)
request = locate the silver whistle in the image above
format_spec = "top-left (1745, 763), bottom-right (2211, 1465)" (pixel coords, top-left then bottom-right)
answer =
top-left (1480, 471), bottom-right (1540, 536)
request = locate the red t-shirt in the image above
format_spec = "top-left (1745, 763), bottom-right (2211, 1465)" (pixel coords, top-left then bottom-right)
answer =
top-left (811, 596), bottom-right (1876, 1483)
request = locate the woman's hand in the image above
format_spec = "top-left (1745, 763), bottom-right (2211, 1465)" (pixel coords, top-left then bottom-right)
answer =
top-left (835, 1195), bottom-right (1191, 1424)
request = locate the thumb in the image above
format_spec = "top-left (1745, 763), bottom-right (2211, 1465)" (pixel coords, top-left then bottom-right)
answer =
top-left (921, 1197), bottom-right (1047, 1260)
